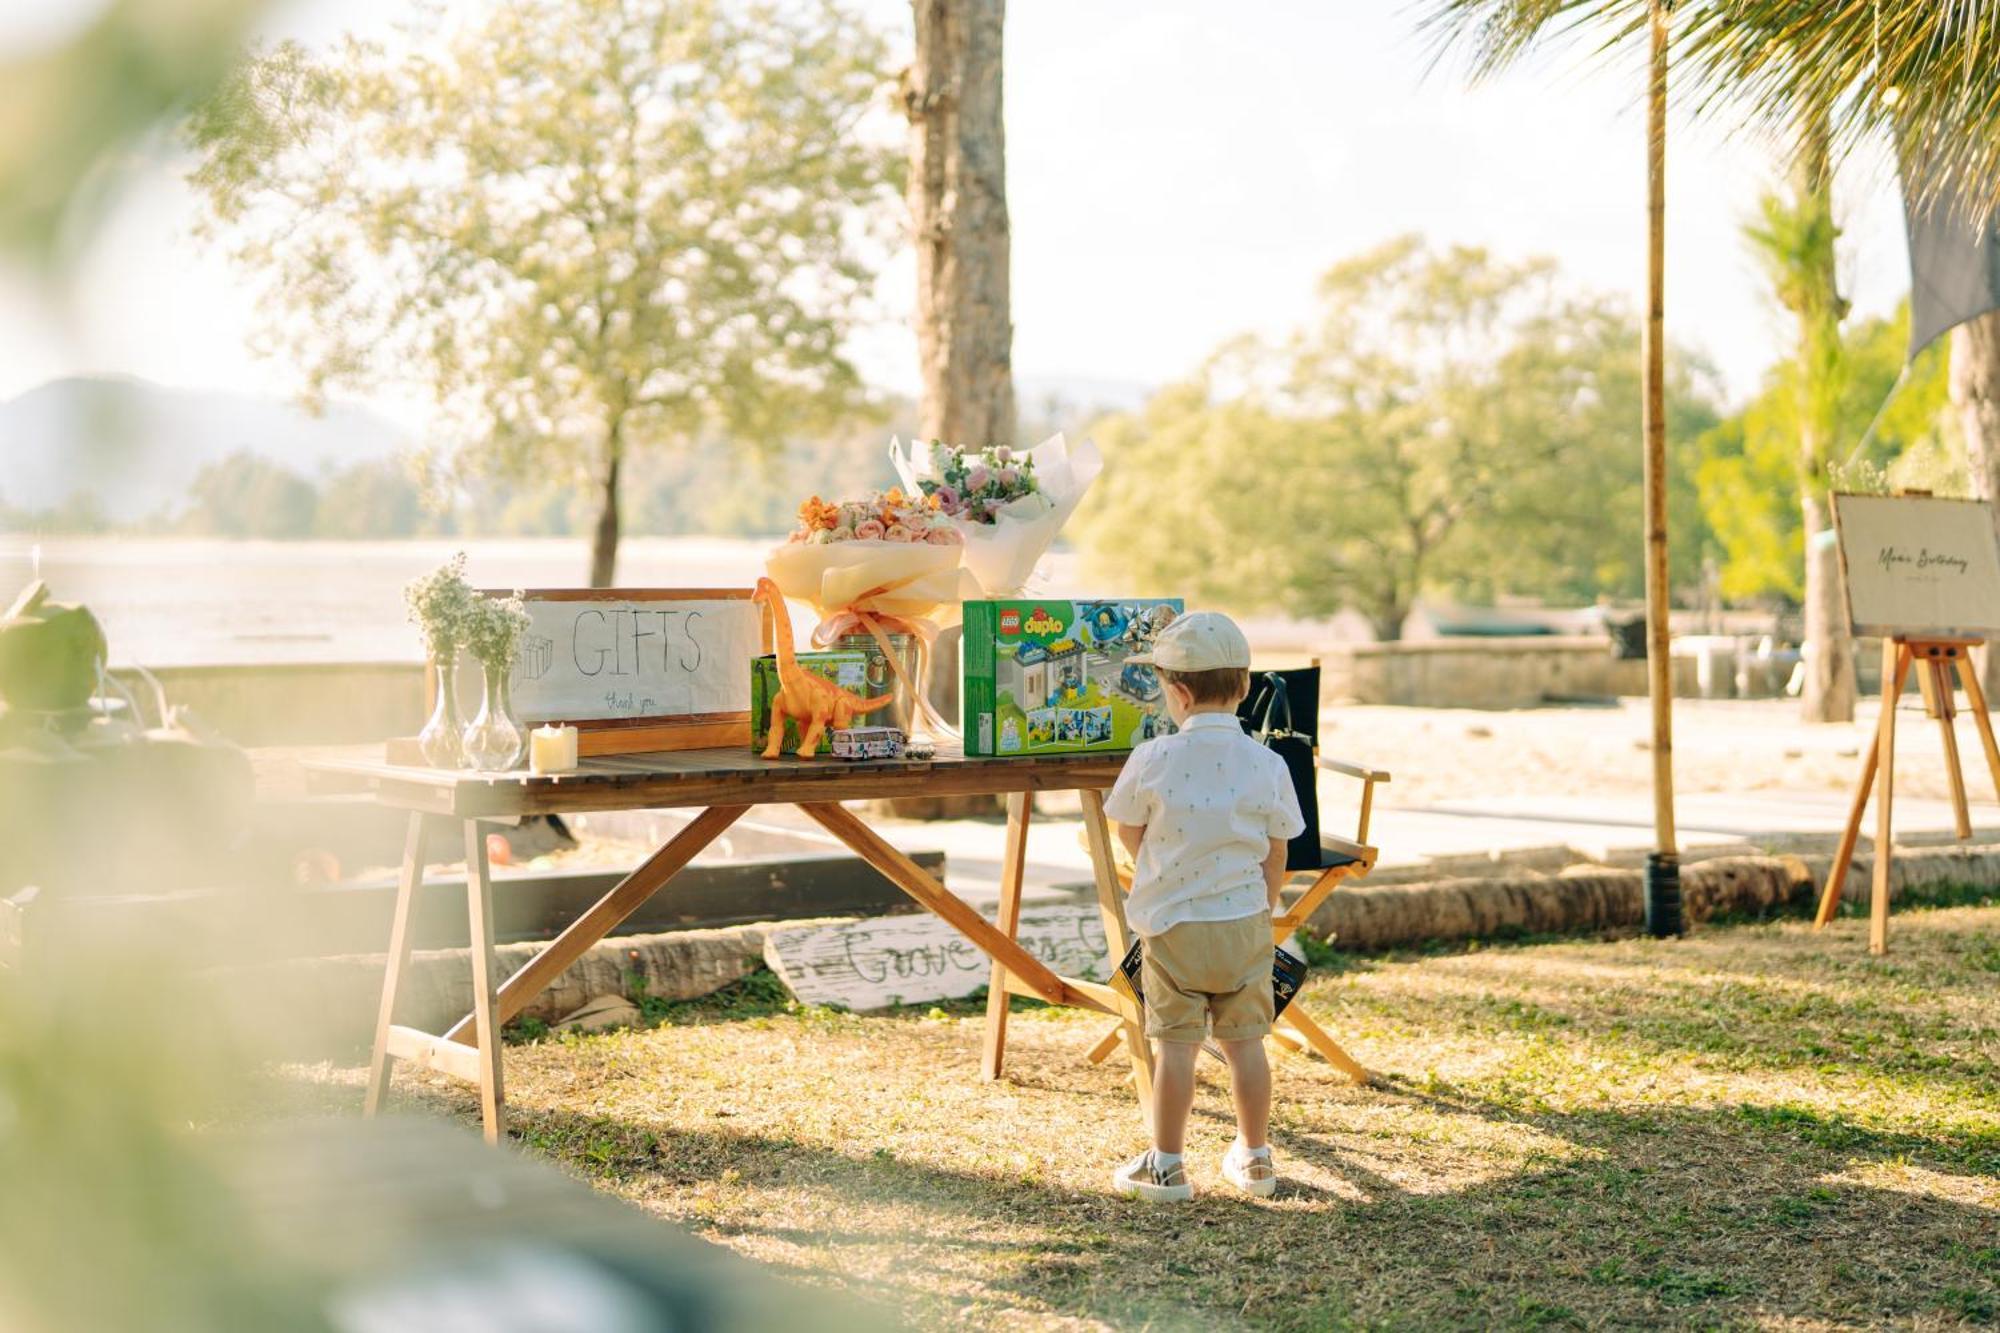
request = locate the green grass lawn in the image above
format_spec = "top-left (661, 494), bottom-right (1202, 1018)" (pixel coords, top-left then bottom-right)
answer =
top-left (366, 904), bottom-right (2000, 1330)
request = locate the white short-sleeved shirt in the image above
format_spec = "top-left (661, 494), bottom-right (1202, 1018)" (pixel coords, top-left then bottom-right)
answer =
top-left (1103, 711), bottom-right (1306, 937)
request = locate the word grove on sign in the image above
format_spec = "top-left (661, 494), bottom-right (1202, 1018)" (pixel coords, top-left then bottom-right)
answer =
top-left (508, 594), bottom-right (761, 724)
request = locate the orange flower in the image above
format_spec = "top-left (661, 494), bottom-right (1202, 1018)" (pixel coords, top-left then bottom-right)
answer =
top-left (796, 496), bottom-right (841, 532)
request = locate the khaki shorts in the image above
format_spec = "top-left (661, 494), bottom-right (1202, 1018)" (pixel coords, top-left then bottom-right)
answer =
top-left (1139, 912), bottom-right (1274, 1043)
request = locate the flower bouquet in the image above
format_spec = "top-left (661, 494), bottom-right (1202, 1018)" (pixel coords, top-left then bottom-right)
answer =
top-left (765, 488), bottom-right (980, 746)
top-left (889, 433), bottom-right (1103, 596)
top-left (767, 489), bottom-right (975, 634)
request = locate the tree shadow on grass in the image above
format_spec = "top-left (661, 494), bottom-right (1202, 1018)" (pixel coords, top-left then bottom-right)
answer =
top-left (376, 1076), bottom-right (1999, 1331)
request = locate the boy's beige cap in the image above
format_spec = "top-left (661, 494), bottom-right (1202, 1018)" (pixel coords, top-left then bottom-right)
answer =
top-left (1130, 611), bottom-right (1251, 671)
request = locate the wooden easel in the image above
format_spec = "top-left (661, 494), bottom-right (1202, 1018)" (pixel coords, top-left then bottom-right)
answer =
top-left (1813, 638), bottom-right (2000, 953)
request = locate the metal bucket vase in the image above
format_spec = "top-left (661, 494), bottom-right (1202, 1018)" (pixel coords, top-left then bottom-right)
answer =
top-left (835, 632), bottom-right (922, 735)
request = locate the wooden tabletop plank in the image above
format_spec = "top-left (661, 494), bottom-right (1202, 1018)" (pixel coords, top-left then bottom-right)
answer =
top-left (304, 743), bottom-right (1129, 816)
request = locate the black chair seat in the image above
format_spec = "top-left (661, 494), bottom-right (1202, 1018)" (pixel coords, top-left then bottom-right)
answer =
top-left (1315, 843), bottom-right (1363, 871)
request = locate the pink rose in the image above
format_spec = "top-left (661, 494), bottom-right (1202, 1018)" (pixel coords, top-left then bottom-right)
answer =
top-left (965, 464), bottom-right (992, 493)
top-left (992, 446), bottom-right (1013, 464)
top-left (904, 514), bottom-right (930, 536)
top-left (996, 467), bottom-right (1019, 490)
top-left (932, 484), bottom-right (960, 511)
top-left (927, 526), bottom-right (961, 545)
top-left (855, 518), bottom-right (886, 541)
top-left (884, 523), bottom-right (913, 542)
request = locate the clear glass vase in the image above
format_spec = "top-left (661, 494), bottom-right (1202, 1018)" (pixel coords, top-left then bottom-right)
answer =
top-left (462, 658), bottom-right (526, 771)
top-left (418, 652), bottom-right (468, 768)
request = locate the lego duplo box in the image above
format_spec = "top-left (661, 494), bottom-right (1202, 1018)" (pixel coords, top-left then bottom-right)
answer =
top-left (752, 649), bottom-right (878, 755)
top-left (961, 598), bottom-right (1183, 757)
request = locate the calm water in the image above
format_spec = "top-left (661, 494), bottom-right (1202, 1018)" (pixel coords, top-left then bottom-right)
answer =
top-left (6, 536), bottom-right (1090, 667)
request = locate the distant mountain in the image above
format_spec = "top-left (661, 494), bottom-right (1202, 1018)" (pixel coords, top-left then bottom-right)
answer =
top-left (0, 375), bottom-right (407, 522)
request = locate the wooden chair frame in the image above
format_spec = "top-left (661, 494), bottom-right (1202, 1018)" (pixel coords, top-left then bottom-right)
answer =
top-left (1070, 753), bottom-right (1388, 1084)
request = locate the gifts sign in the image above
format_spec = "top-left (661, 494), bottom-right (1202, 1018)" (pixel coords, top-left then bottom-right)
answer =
top-left (499, 589), bottom-right (764, 755)
top-left (1831, 494), bottom-right (2000, 640)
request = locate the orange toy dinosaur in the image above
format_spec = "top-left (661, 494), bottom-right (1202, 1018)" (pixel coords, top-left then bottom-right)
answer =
top-left (753, 577), bottom-right (895, 759)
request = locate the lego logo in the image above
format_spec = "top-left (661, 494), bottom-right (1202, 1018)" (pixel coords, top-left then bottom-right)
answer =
top-left (999, 610), bottom-right (1021, 634)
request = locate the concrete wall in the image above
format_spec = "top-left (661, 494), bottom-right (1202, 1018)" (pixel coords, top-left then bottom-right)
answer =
top-left (115, 662), bottom-right (424, 746)
top-left (126, 640), bottom-right (1742, 750)
top-left (1318, 637), bottom-right (1701, 710)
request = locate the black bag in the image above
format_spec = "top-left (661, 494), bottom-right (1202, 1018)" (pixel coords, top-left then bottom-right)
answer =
top-left (1239, 668), bottom-right (1321, 872)
top-left (1113, 937), bottom-right (1308, 1018)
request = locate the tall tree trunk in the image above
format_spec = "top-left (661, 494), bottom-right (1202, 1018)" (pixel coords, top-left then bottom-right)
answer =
top-left (1800, 492), bottom-right (1856, 720)
top-left (905, 0), bottom-right (1016, 449)
top-left (1793, 112), bottom-right (1856, 723)
top-left (1952, 312), bottom-right (2000, 695)
top-left (589, 436), bottom-right (622, 589)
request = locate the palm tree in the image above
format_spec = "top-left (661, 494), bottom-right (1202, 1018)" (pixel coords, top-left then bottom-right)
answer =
top-left (1422, 3), bottom-right (2000, 222)
top-left (1743, 137), bottom-right (1857, 722)
top-left (1422, 0), bottom-right (2000, 721)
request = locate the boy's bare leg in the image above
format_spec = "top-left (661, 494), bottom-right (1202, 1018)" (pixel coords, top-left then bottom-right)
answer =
top-left (1151, 1041), bottom-right (1199, 1154)
top-left (1219, 1037), bottom-right (1271, 1149)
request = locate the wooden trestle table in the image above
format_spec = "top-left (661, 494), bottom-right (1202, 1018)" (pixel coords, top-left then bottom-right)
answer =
top-left (306, 744), bottom-right (1157, 1143)
top-left (307, 742), bottom-right (1380, 1146)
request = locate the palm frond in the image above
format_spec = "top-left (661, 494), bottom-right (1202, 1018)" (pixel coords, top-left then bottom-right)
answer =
top-left (1418, 0), bottom-right (2000, 223)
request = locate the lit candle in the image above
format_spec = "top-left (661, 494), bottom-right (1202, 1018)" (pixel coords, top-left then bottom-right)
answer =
top-left (529, 724), bottom-right (579, 775)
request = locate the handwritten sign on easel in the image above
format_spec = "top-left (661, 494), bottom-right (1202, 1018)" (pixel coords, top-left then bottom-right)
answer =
top-left (1832, 493), bottom-right (2000, 640)
top-left (1821, 494), bottom-right (2000, 954)
top-left (505, 589), bottom-right (763, 755)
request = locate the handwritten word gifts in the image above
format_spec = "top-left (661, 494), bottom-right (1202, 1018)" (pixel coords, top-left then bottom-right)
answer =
top-left (503, 590), bottom-right (762, 756)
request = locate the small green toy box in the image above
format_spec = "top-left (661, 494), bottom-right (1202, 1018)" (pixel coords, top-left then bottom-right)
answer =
top-left (751, 649), bottom-right (879, 755)
top-left (961, 598), bottom-right (1183, 757)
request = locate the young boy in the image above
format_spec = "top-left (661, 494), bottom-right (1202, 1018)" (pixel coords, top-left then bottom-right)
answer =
top-left (1104, 611), bottom-right (1303, 1201)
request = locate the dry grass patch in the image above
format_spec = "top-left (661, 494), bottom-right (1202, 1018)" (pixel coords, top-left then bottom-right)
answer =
top-left (355, 905), bottom-right (2000, 1329)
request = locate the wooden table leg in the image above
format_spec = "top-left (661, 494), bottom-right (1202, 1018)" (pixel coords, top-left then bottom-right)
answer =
top-left (798, 802), bottom-right (1094, 1010)
top-left (1080, 789), bottom-right (1154, 1119)
top-left (462, 820), bottom-right (506, 1143)
top-left (1872, 641), bottom-right (1909, 957)
top-left (981, 792), bottom-right (1032, 1081)
top-left (365, 812), bottom-right (427, 1116)
top-left (445, 806), bottom-right (747, 1045)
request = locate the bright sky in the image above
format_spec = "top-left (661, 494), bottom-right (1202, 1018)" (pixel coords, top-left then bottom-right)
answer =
top-left (0, 0), bottom-right (1914, 429)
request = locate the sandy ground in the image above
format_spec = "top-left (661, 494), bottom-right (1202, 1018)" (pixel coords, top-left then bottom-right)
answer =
top-left (1320, 695), bottom-right (1977, 807)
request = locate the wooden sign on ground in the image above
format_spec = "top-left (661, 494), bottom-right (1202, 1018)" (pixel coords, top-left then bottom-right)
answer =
top-left (763, 906), bottom-right (1109, 1011)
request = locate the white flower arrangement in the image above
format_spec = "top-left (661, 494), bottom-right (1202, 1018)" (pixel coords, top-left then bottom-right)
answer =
top-left (403, 553), bottom-right (478, 659)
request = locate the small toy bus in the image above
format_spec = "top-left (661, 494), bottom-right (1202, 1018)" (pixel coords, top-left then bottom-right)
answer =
top-left (830, 725), bottom-right (906, 761)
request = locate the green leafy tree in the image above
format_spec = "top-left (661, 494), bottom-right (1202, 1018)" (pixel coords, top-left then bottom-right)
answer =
top-left (187, 0), bottom-right (903, 585)
top-left (1073, 237), bottom-right (1719, 638)
top-left (1698, 303), bottom-right (1951, 601)
top-left (313, 458), bottom-right (452, 539)
top-left (1423, 0), bottom-right (2000, 716)
top-left (183, 451), bottom-right (319, 539)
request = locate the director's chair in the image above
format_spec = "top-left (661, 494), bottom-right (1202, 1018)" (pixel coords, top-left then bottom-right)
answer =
top-left (1082, 666), bottom-right (1387, 1084)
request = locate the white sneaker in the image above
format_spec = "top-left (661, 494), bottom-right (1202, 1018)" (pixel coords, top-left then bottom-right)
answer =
top-left (1222, 1142), bottom-right (1277, 1198)
top-left (1112, 1151), bottom-right (1192, 1202)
